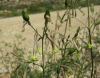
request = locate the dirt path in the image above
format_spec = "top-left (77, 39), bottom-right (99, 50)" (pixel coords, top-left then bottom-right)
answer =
top-left (0, 5), bottom-right (100, 78)
top-left (0, 6), bottom-right (100, 49)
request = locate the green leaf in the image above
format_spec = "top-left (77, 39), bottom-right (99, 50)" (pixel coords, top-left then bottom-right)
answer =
top-left (65, 71), bottom-right (73, 77)
top-left (52, 49), bottom-right (58, 54)
top-left (88, 44), bottom-right (92, 49)
top-left (68, 48), bottom-right (76, 55)
top-left (94, 20), bottom-right (100, 26)
top-left (11, 72), bottom-right (15, 77)
top-left (83, 12), bottom-right (85, 16)
top-left (37, 47), bottom-right (41, 54)
top-left (76, 52), bottom-right (81, 57)
top-left (77, 27), bottom-right (80, 32)
top-left (30, 56), bottom-right (38, 61)
top-left (73, 26), bottom-right (80, 38)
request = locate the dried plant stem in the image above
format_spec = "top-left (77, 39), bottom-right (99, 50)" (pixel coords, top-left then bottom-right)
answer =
top-left (0, 50), bottom-right (11, 77)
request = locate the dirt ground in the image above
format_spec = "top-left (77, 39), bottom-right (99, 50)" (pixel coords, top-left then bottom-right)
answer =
top-left (0, 6), bottom-right (100, 78)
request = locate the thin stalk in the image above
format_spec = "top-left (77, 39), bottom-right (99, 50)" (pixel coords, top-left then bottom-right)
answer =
top-left (87, 0), bottom-right (94, 77)
top-left (62, 21), bottom-right (68, 56)
top-left (30, 24), bottom-right (41, 37)
top-left (74, 17), bottom-right (87, 27)
top-left (42, 38), bottom-right (45, 78)
top-left (41, 25), bottom-right (47, 78)
top-left (41, 22), bottom-right (48, 78)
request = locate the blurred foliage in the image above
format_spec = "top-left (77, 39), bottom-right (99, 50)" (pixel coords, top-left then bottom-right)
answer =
top-left (0, 0), bottom-right (100, 17)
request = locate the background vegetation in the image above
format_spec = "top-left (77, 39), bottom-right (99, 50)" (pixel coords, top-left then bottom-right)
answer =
top-left (0, 0), bottom-right (100, 17)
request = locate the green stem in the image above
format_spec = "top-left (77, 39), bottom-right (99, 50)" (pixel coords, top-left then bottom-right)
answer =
top-left (87, 0), bottom-right (94, 77)
top-left (42, 38), bottom-right (45, 78)
top-left (41, 25), bottom-right (47, 78)
top-left (88, 28), bottom-right (94, 78)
